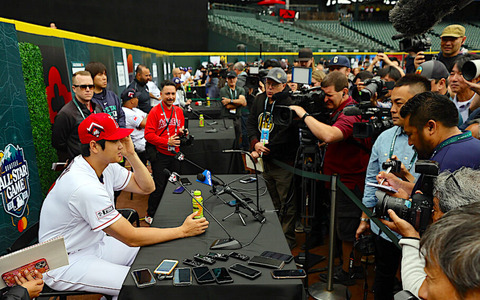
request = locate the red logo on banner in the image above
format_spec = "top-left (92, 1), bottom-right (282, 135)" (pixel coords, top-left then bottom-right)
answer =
top-left (279, 8), bottom-right (295, 19)
top-left (45, 66), bottom-right (72, 124)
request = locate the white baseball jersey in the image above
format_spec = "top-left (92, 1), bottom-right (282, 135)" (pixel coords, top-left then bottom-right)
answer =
top-left (122, 107), bottom-right (147, 153)
top-left (39, 155), bottom-right (131, 252)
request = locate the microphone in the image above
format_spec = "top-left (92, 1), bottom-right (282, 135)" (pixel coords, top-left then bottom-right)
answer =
top-left (163, 168), bottom-right (242, 250)
top-left (173, 151), bottom-right (225, 188)
top-left (163, 168), bottom-right (180, 183)
top-left (342, 106), bottom-right (362, 116)
top-left (197, 172), bottom-right (222, 187)
top-left (389, 0), bottom-right (473, 37)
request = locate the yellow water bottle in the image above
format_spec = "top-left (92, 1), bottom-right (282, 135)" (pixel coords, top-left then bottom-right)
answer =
top-left (207, 96), bottom-right (210, 107)
top-left (192, 190), bottom-right (204, 219)
top-left (199, 114), bottom-right (204, 127)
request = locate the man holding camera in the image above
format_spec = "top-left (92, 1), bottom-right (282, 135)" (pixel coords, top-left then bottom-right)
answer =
top-left (356, 74), bottom-right (431, 299)
top-left (414, 24), bottom-right (467, 72)
top-left (247, 67), bottom-right (298, 249)
top-left (144, 80), bottom-right (188, 224)
top-left (380, 167), bottom-right (480, 299)
top-left (378, 92), bottom-right (480, 197)
top-left (290, 71), bottom-right (371, 285)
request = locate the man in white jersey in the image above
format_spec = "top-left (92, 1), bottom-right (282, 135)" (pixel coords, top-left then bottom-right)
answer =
top-left (38, 113), bottom-right (209, 298)
top-left (121, 88), bottom-right (148, 165)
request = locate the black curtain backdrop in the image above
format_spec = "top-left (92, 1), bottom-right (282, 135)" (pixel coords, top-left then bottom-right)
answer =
top-left (0, 0), bottom-right (208, 52)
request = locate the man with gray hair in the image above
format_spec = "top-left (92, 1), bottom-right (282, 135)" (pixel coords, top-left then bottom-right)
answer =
top-left (381, 167), bottom-right (480, 299)
top-left (233, 62), bottom-right (247, 88)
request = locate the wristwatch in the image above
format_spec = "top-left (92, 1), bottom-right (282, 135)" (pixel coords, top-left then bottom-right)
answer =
top-left (360, 217), bottom-right (370, 222)
top-left (230, 99), bottom-right (233, 104)
top-left (302, 112), bottom-right (310, 121)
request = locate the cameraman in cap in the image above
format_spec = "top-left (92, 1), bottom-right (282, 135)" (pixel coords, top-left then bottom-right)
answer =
top-left (247, 67), bottom-right (298, 249)
top-left (415, 60), bottom-right (450, 97)
top-left (355, 74), bottom-right (431, 299)
top-left (414, 24), bottom-right (467, 72)
top-left (290, 71), bottom-right (371, 285)
top-left (297, 47), bottom-right (314, 68)
top-left (380, 167), bottom-right (480, 299)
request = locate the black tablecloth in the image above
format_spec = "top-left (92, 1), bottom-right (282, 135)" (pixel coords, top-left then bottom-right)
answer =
top-left (179, 119), bottom-right (243, 175)
top-left (185, 101), bottom-right (224, 120)
top-left (119, 175), bottom-right (305, 300)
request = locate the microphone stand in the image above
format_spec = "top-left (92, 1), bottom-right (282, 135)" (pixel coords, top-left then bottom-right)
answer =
top-left (164, 169), bottom-right (242, 250)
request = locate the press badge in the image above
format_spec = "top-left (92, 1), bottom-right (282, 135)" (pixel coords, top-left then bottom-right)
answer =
top-left (260, 128), bottom-right (270, 143)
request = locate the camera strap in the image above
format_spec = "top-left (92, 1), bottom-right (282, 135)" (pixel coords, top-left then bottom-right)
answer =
top-left (159, 102), bottom-right (178, 139)
top-left (430, 131), bottom-right (471, 159)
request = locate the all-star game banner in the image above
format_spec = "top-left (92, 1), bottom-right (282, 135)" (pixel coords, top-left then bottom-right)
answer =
top-left (0, 22), bottom-right (43, 254)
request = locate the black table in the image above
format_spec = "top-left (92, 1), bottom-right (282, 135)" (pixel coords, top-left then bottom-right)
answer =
top-left (119, 175), bottom-right (305, 300)
top-left (180, 119), bottom-right (243, 175)
top-left (185, 100), bottom-right (224, 120)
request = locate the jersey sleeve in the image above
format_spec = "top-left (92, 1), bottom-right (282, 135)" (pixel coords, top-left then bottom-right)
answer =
top-left (69, 185), bottom-right (121, 232)
top-left (108, 163), bottom-right (132, 191)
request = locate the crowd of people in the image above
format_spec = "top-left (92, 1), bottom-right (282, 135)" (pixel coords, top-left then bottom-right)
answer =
top-left (5, 22), bottom-right (480, 300)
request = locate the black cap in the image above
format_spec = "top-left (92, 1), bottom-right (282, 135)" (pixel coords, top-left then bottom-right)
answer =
top-left (227, 71), bottom-right (237, 78)
top-left (121, 88), bottom-right (141, 103)
top-left (298, 48), bottom-right (313, 62)
top-left (416, 61), bottom-right (449, 80)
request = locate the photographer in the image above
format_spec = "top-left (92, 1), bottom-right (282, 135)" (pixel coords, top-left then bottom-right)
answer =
top-left (378, 92), bottom-right (480, 197)
top-left (290, 71), bottom-right (371, 285)
top-left (367, 52), bottom-right (405, 77)
top-left (356, 74), bottom-right (431, 300)
top-left (247, 67), bottom-right (298, 249)
top-left (144, 80), bottom-right (189, 224)
top-left (414, 24), bottom-right (467, 72)
top-left (380, 168), bottom-right (480, 299)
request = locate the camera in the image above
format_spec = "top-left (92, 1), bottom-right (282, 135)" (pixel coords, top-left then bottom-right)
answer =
top-left (343, 101), bottom-right (393, 139)
top-left (245, 65), bottom-right (269, 90)
top-left (397, 34), bottom-right (432, 53)
top-left (357, 76), bottom-right (394, 102)
top-left (207, 64), bottom-right (227, 79)
top-left (373, 160), bottom-right (439, 234)
top-left (273, 86), bottom-right (329, 127)
top-left (179, 130), bottom-right (194, 147)
top-left (382, 160), bottom-right (402, 173)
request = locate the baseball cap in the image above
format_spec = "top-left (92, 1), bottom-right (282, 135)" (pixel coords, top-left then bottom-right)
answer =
top-left (120, 88), bottom-right (141, 103)
top-left (227, 71), bottom-right (237, 78)
top-left (298, 48), bottom-right (313, 62)
top-left (441, 25), bottom-right (465, 38)
top-left (328, 55), bottom-right (351, 68)
top-left (416, 60), bottom-right (449, 80)
top-left (265, 67), bottom-right (287, 84)
top-left (78, 113), bottom-right (133, 144)
top-left (172, 77), bottom-right (182, 85)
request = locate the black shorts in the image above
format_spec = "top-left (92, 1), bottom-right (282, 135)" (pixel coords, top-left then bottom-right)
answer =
top-left (336, 217), bottom-right (361, 242)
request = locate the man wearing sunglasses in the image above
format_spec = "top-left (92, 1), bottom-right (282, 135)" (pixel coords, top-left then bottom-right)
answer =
top-left (52, 70), bottom-right (103, 162)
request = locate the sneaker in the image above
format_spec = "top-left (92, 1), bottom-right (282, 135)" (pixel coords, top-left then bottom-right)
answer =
top-left (144, 215), bottom-right (153, 225)
top-left (295, 220), bottom-right (304, 233)
top-left (319, 266), bottom-right (356, 286)
top-left (350, 265), bottom-right (365, 279)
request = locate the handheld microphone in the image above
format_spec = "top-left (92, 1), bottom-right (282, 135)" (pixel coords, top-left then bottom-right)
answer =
top-left (197, 173), bottom-right (222, 186)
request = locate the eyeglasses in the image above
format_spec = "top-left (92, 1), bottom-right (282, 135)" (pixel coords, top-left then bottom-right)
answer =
top-left (265, 81), bottom-right (281, 88)
top-left (73, 84), bottom-right (94, 90)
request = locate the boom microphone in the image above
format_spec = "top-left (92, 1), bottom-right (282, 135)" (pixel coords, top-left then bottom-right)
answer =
top-left (342, 106), bottom-right (362, 116)
top-left (389, 0), bottom-right (473, 37)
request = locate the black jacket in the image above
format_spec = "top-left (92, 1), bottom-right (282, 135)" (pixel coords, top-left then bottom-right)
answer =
top-left (1, 285), bottom-right (29, 300)
top-left (92, 89), bottom-right (126, 127)
top-left (52, 98), bottom-right (103, 161)
top-left (247, 91), bottom-right (299, 161)
top-left (127, 79), bottom-right (151, 114)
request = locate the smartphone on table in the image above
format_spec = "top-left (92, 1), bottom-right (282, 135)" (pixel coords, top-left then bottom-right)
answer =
top-left (131, 268), bottom-right (156, 288)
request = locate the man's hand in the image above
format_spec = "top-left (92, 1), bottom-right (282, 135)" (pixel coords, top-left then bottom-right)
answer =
top-left (355, 220), bottom-right (371, 240)
top-left (377, 171), bottom-right (403, 190)
top-left (254, 142), bottom-right (270, 156)
top-left (168, 135), bottom-right (181, 147)
top-left (290, 105), bottom-right (307, 118)
top-left (180, 212), bottom-right (209, 237)
top-left (388, 155), bottom-right (415, 182)
top-left (221, 97), bottom-right (231, 106)
top-left (120, 136), bottom-right (136, 157)
top-left (414, 51), bottom-right (426, 70)
top-left (377, 53), bottom-right (392, 65)
top-left (185, 99), bottom-right (192, 106)
top-left (15, 270), bottom-right (44, 299)
top-left (380, 209), bottom-right (420, 238)
top-left (259, 81), bottom-right (265, 93)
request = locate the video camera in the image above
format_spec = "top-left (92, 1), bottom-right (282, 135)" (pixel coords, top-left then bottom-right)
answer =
top-left (343, 101), bottom-right (393, 139)
top-left (273, 86), bottom-right (330, 127)
top-left (373, 160), bottom-right (439, 234)
top-left (357, 76), bottom-right (395, 103)
top-left (207, 64), bottom-right (227, 79)
top-left (396, 34), bottom-right (432, 53)
top-left (245, 64), bottom-right (269, 90)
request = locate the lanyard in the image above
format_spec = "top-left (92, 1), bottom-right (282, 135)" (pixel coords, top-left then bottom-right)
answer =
top-left (159, 102), bottom-right (177, 137)
top-left (389, 127), bottom-right (417, 171)
top-left (73, 98), bottom-right (89, 120)
top-left (229, 88), bottom-right (237, 101)
top-left (430, 131), bottom-right (472, 159)
top-left (262, 99), bottom-right (276, 129)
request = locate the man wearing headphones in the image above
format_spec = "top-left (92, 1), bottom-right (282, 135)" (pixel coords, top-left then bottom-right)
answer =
top-left (290, 71), bottom-right (371, 285)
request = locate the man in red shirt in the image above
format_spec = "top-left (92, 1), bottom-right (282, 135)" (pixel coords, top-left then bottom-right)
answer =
top-left (144, 80), bottom-right (187, 224)
top-left (291, 71), bottom-right (371, 286)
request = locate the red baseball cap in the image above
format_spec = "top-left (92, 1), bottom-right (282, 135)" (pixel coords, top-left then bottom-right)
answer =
top-left (78, 113), bottom-right (133, 144)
